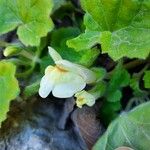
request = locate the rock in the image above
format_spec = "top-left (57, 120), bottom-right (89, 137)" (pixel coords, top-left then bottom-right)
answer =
top-left (0, 97), bottom-right (87, 150)
top-left (0, 97), bottom-right (104, 150)
top-left (71, 102), bottom-right (104, 150)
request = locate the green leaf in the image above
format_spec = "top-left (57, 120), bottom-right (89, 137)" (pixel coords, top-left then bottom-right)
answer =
top-left (91, 67), bottom-right (106, 82)
top-left (0, 61), bottom-right (20, 126)
top-left (107, 90), bottom-right (122, 103)
top-left (100, 101), bottom-right (121, 125)
top-left (53, 0), bottom-right (67, 11)
top-left (105, 63), bottom-right (130, 102)
top-left (23, 80), bottom-right (40, 98)
top-left (67, 13), bottom-right (102, 50)
top-left (52, 1), bottom-right (75, 21)
top-left (130, 75), bottom-right (145, 97)
top-left (90, 81), bottom-right (107, 98)
top-left (40, 27), bottom-right (100, 73)
top-left (67, 31), bottom-right (100, 51)
top-left (3, 45), bottom-right (22, 57)
top-left (51, 27), bottom-right (80, 48)
top-left (69, 0), bottom-right (150, 60)
top-left (84, 13), bottom-right (102, 31)
top-left (0, 0), bottom-right (54, 46)
top-left (100, 64), bottom-right (130, 124)
top-left (143, 70), bottom-right (150, 88)
top-left (78, 48), bottom-right (100, 67)
top-left (40, 56), bottom-right (54, 73)
top-left (50, 27), bottom-right (99, 67)
top-left (93, 102), bottom-right (150, 150)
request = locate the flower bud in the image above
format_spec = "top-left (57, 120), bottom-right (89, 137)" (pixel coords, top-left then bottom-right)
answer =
top-left (3, 45), bottom-right (22, 57)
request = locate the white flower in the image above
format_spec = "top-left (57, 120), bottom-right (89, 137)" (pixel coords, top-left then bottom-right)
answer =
top-left (75, 82), bottom-right (106, 108)
top-left (39, 47), bottom-right (97, 98)
top-left (75, 90), bottom-right (96, 108)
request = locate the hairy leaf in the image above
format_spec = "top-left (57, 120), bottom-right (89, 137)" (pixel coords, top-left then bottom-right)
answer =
top-left (51, 27), bottom-right (99, 67)
top-left (100, 64), bottom-right (130, 124)
top-left (40, 27), bottom-right (99, 73)
top-left (105, 63), bottom-right (130, 102)
top-left (0, 0), bottom-right (54, 46)
top-left (68, 0), bottom-right (150, 60)
top-left (0, 61), bottom-right (20, 126)
top-left (100, 101), bottom-right (121, 125)
top-left (93, 102), bottom-right (150, 150)
top-left (67, 31), bottom-right (100, 51)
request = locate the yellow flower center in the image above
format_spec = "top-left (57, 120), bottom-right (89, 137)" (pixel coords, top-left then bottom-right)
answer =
top-left (77, 97), bottom-right (86, 105)
top-left (56, 65), bottom-right (68, 72)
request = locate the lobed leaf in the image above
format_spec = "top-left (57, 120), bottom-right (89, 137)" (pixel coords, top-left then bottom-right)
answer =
top-left (68, 0), bottom-right (150, 60)
top-left (105, 63), bottom-right (130, 102)
top-left (93, 102), bottom-right (150, 150)
top-left (0, 0), bottom-right (54, 46)
top-left (51, 27), bottom-right (99, 67)
top-left (67, 31), bottom-right (100, 51)
top-left (0, 61), bottom-right (20, 127)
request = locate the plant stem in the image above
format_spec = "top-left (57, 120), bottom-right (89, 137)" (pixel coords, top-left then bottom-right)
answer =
top-left (106, 59), bottom-right (148, 79)
top-left (7, 58), bottom-right (30, 66)
top-left (17, 47), bottom-right (42, 78)
top-left (124, 59), bottom-right (146, 70)
top-left (125, 96), bottom-right (148, 111)
top-left (16, 64), bottom-right (35, 78)
top-left (19, 50), bottom-right (41, 63)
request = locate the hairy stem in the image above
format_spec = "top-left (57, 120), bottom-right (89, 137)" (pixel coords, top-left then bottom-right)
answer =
top-left (17, 47), bottom-right (42, 78)
top-left (20, 50), bottom-right (41, 63)
top-left (124, 59), bottom-right (147, 70)
top-left (106, 59), bottom-right (148, 79)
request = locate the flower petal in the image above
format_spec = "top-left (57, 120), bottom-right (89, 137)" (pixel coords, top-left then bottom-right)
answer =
top-left (52, 72), bottom-right (86, 98)
top-left (48, 46), bottom-right (62, 62)
top-left (56, 60), bottom-right (96, 84)
top-left (75, 90), bottom-right (96, 108)
top-left (45, 65), bottom-right (55, 74)
top-left (39, 74), bottom-right (54, 98)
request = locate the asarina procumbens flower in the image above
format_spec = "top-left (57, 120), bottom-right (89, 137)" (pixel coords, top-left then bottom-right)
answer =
top-left (75, 81), bottom-right (106, 108)
top-left (75, 90), bottom-right (96, 108)
top-left (39, 46), bottom-right (97, 98)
